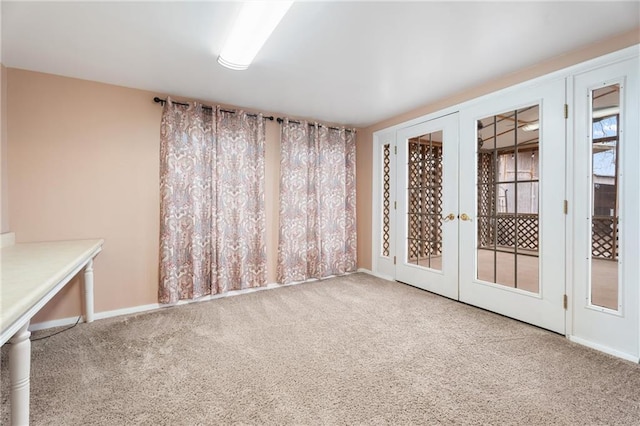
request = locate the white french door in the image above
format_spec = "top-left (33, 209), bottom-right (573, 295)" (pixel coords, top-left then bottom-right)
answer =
top-left (458, 78), bottom-right (567, 334)
top-left (373, 49), bottom-right (640, 359)
top-left (375, 79), bottom-right (567, 334)
top-left (570, 57), bottom-right (639, 360)
top-left (395, 114), bottom-right (459, 300)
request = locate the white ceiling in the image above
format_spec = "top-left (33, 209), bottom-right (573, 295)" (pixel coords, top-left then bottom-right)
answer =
top-left (2, 1), bottom-right (638, 127)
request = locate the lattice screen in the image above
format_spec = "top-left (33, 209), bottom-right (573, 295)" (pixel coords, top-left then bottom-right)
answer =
top-left (477, 152), bottom-right (540, 252)
top-left (382, 144), bottom-right (391, 257)
top-left (407, 139), bottom-right (443, 262)
top-left (477, 153), bottom-right (496, 248)
top-left (592, 216), bottom-right (618, 260)
top-left (495, 215), bottom-right (539, 250)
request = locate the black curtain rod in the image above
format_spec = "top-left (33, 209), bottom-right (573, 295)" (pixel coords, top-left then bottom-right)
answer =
top-left (154, 97), bottom-right (353, 132)
top-left (153, 97), bottom-right (274, 121)
top-left (276, 117), bottom-right (354, 133)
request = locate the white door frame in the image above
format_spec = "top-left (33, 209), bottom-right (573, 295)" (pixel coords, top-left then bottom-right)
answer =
top-left (371, 130), bottom-right (397, 281)
top-left (568, 56), bottom-right (640, 362)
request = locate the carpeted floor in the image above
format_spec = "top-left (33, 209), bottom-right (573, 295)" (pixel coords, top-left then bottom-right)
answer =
top-left (2, 273), bottom-right (639, 425)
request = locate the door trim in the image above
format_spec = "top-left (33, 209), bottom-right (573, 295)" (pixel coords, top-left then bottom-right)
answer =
top-left (568, 57), bottom-right (640, 361)
top-left (395, 113), bottom-right (459, 300)
top-left (371, 130), bottom-right (397, 281)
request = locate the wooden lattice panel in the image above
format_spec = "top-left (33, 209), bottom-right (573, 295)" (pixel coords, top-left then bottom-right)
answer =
top-left (382, 144), bottom-right (391, 257)
top-left (407, 140), bottom-right (443, 262)
top-left (494, 214), bottom-right (539, 250)
top-left (477, 217), bottom-right (494, 248)
top-left (477, 153), bottom-right (496, 247)
top-left (408, 213), bottom-right (421, 259)
top-left (592, 216), bottom-right (618, 260)
top-left (516, 215), bottom-right (539, 250)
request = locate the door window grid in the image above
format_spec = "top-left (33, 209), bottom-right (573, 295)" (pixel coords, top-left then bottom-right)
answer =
top-left (476, 106), bottom-right (540, 292)
top-left (382, 143), bottom-right (391, 257)
top-left (591, 114), bottom-right (619, 261)
top-left (407, 133), bottom-right (443, 270)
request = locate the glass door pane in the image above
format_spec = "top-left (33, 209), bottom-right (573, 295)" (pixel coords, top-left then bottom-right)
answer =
top-left (407, 132), bottom-right (443, 271)
top-left (381, 143), bottom-right (391, 257)
top-left (476, 105), bottom-right (540, 293)
top-left (590, 84), bottom-right (620, 310)
top-left (396, 114), bottom-right (459, 300)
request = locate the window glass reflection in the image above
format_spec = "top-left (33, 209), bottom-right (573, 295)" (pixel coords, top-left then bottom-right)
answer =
top-left (476, 105), bottom-right (540, 292)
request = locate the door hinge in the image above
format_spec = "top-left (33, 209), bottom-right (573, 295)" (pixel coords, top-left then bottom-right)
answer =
top-left (393, 256), bottom-right (396, 265)
top-left (394, 145), bottom-right (397, 155)
top-left (564, 104), bottom-right (568, 119)
top-left (563, 294), bottom-right (568, 310)
top-left (563, 200), bottom-right (568, 214)
top-left (394, 201), bottom-right (397, 210)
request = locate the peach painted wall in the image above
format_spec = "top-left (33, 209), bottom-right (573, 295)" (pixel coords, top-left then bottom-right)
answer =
top-left (355, 130), bottom-right (372, 272)
top-left (1, 64), bottom-right (8, 233)
top-left (355, 28), bottom-right (640, 270)
top-left (6, 69), bottom-right (283, 323)
top-left (8, 28), bottom-right (638, 323)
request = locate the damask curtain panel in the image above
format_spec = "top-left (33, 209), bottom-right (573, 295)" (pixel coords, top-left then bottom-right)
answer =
top-left (277, 120), bottom-right (357, 284)
top-left (159, 99), bottom-right (267, 304)
top-left (214, 110), bottom-right (267, 293)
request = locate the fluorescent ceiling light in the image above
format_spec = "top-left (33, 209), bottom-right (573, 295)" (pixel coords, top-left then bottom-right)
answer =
top-left (218, 1), bottom-right (293, 71)
top-left (593, 106), bottom-right (619, 119)
top-left (520, 105), bottom-right (619, 132)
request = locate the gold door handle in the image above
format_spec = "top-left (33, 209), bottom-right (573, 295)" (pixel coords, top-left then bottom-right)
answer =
top-left (459, 213), bottom-right (472, 221)
top-left (443, 213), bottom-right (455, 222)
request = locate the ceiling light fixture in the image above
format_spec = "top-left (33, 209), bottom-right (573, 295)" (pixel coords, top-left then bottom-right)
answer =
top-left (217, 1), bottom-right (293, 71)
top-left (593, 105), bottom-right (620, 119)
top-left (521, 105), bottom-right (619, 131)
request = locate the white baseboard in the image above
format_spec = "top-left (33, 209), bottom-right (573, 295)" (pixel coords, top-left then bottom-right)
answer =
top-left (568, 335), bottom-right (639, 363)
top-left (0, 232), bottom-right (16, 248)
top-left (29, 276), bottom-right (351, 332)
top-left (29, 303), bottom-right (164, 332)
top-left (358, 268), bottom-right (394, 282)
top-left (94, 303), bottom-right (161, 320)
top-left (163, 282), bottom-right (282, 308)
top-left (29, 316), bottom-right (82, 332)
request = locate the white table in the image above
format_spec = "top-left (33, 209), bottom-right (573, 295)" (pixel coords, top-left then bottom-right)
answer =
top-left (1, 238), bottom-right (104, 425)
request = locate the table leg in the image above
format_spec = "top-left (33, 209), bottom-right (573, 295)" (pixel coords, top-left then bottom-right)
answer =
top-left (84, 258), bottom-right (94, 323)
top-left (9, 322), bottom-right (31, 426)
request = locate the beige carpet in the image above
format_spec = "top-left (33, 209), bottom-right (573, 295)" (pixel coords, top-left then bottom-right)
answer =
top-left (2, 273), bottom-right (639, 425)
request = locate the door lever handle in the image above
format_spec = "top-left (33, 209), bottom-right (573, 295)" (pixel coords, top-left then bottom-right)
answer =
top-left (443, 213), bottom-right (455, 222)
top-left (459, 213), bottom-right (472, 221)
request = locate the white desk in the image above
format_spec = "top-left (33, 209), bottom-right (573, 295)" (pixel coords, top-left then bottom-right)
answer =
top-left (1, 238), bottom-right (104, 426)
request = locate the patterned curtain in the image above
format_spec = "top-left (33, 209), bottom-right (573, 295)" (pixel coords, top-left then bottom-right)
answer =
top-left (277, 120), bottom-right (357, 284)
top-left (159, 99), bottom-right (266, 303)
